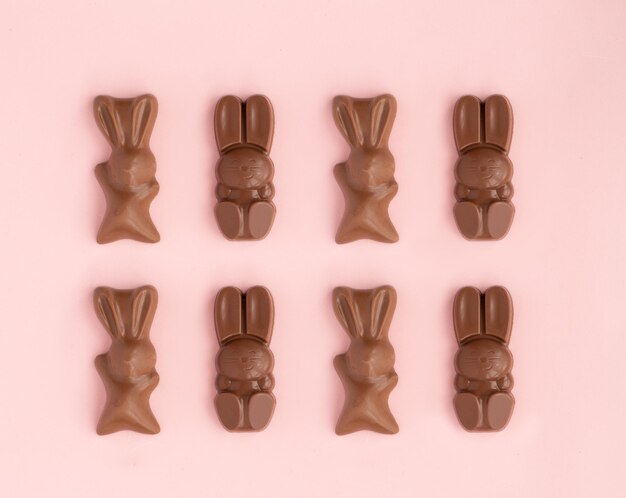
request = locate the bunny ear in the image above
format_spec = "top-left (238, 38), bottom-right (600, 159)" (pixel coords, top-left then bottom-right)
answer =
top-left (453, 95), bottom-right (482, 153)
top-left (367, 94), bottom-right (396, 148)
top-left (215, 287), bottom-right (243, 344)
top-left (245, 95), bottom-right (274, 153)
top-left (333, 287), bottom-right (363, 338)
top-left (332, 96), bottom-right (364, 147)
top-left (453, 286), bottom-right (482, 344)
top-left (484, 95), bottom-right (513, 153)
top-left (245, 286), bottom-right (274, 344)
top-left (129, 286), bottom-right (158, 340)
top-left (130, 94), bottom-right (158, 148)
top-left (94, 287), bottom-right (124, 339)
top-left (368, 285), bottom-right (396, 340)
top-left (484, 286), bottom-right (513, 344)
top-left (94, 96), bottom-right (124, 147)
top-left (215, 95), bottom-right (244, 153)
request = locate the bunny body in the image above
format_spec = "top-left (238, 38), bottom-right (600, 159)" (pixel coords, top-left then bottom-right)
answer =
top-left (453, 286), bottom-right (515, 431)
top-left (214, 286), bottom-right (276, 431)
top-left (93, 95), bottom-right (160, 243)
top-left (453, 95), bottom-right (515, 240)
top-left (333, 286), bottom-right (399, 435)
top-left (93, 286), bottom-right (160, 435)
top-left (332, 95), bottom-right (399, 244)
top-left (214, 95), bottom-right (276, 240)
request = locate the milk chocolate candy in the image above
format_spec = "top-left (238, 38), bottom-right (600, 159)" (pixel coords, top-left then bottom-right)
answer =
top-left (332, 286), bottom-right (399, 435)
top-left (332, 95), bottom-right (399, 244)
top-left (214, 95), bottom-right (276, 240)
top-left (214, 286), bottom-right (276, 431)
top-left (453, 95), bottom-right (515, 240)
top-left (93, 95), bottom-right (160, 243)
top-left (453, 286), bottom-right (515, 431)
top-left (93, 286), bottom-right (160, 435)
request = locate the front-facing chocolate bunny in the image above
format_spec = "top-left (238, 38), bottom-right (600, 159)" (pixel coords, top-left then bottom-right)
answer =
top-left (333, 285), bottom-right (399, 434)
top-left (453, 286), bottom-right (515, 431)
top-left (332, 95), bottom-right (399, 244)
top-left (93, 94), bottom-right (160, 243)
top-left (213, 95), bottom-right (276, 240)
top-left (214, 286), bottom-right (276, 431)
top-left (93, 285), bottom-right (160, 435)
top-left (453, 95), bottom-right (515, 240)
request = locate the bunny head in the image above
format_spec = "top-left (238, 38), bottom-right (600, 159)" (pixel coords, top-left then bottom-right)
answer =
top-left (453, 286), bottom-right (513, 381)
top-left (453, 95), bottom-right (513, 190)
top-left (333, 95), bottom-right (397, 192)
top-left (94, 286), bottom-right (158, 382)
top-left (333, 286), bottom-right (397, 381)
top-left (94, 94), bottom-right (158, 191)
top-left (215, 286), bottom-right (275, 381)
top-left (214, 95), bottom-right (275, 190)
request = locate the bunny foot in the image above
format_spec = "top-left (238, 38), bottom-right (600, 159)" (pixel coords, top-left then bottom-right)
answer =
top-left (453, 202), bottom-right (481, 240)
top-left (485, 392), bottom-right (515, 430)
top-left (215, 201), bottom-right (244, 240)
top-left (215, 392), bottom-right (244, 431)
top-left (486, 201), bottom-right (515, 240)
top-left (247, 201), bottom-right (275, 240)
top-left (453, 392), bottom-right (481, 431)
top-left (247, 392), bottom-right (276, 430)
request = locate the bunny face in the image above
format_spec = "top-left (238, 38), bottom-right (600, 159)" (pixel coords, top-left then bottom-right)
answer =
top-left (346, 148), bottom-right (395, 191)
top-left (346, 339), bottom-right (395, 381)
top-left (217, 147), bottom-right (273, 190)
top-left (108, 148), bottom-right (156, 190)
top-left (217, 338), bottom-right (274, 381)
top-left (455, 338), bottom-right (512, 381)
top-left (456, 147), bottom-right (512, 190)
top-left (108, 340), bottom-right (157, 382)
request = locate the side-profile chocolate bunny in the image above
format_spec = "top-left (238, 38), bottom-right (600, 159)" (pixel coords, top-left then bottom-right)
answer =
top-left (333, 285), bottom-right (399, 434)
top-left (214, 286), bottom-right (276, 431)
top-left (93, 94), bottom-right (160, 243)
top-left (453, 95), bottom-right (515, 240)
top-left (453, 286), bottom-right (515, 431)
top-left (214, 95), bottom-right (276, 240)
top-left (93, 285), bottom-right (160, 435)
top-left (332, 94), bottom-right (399, 244)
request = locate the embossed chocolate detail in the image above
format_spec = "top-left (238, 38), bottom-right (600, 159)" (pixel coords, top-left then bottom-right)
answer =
top-left (332, 286), bottom-right (399, 434)
top-left (93, 95), bottom-right (160, 243)
top-left (214, 286), bottom-right (276, 431)
top-left (453, 286), bottom-right (515, 431)
top-left (93, 286), bottom-right (160, 435)
top-left (453, 95), bottom-right (515, 240)
top-left (214, 95), bottom-right (276, 240)
top-left (332, 95), bottom-right (399, 244)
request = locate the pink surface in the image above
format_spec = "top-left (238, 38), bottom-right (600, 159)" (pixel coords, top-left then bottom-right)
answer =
top-left (1, 1), bottom-right (625, 496)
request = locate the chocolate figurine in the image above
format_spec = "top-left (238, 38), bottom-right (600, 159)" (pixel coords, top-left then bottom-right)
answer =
top-left (213, 95), bottom-right (276, 240)
top-left (93, 285), bottom-right (160, 435)
top-left (332, 285), bottom-right (399, 435)
top-left (93, 94), bottom-right (160, 243)
top-left (453, 95), bottom-right (515, 240)
top-left (453, 286), bottom-right (515, 431)
top-left (214, 286), bottom-right (276, 431)
top-left (332, 94), bottom-right (399, 244)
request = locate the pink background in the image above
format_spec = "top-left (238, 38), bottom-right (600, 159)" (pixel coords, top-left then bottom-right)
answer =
top-left (1, 1), bottom-right (625, 496)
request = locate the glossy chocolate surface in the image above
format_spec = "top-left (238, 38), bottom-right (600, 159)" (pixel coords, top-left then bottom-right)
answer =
top-left (94, 94), bottom-right (160, 243)
top-left (332, 95), bottom-right (399, 244)
top-left (214, 95), bottom-right (276, 240)
top-left (453, 95), bottom-right (515, 240)
top-left (214, 286), bottom-right (276, 431)
top-left (333, 286), bottom-right (399, 434)
top-left (453, 286), bottom-right (515, 431)
top-left (93, 285), bottom-right (160, 435)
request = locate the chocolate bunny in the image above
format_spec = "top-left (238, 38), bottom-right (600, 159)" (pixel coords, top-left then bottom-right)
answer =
top-left (453, 95), bottom-right (515, 240)
top-left (93, 285), bottom-right (160, 435)
top-left (214, 286), bottom-right (276, 431)
top-left (333, 286), bottom-right (399, 434)
top-left (332, 95), bottom-right (399, 244)
top-left (214, 95), bottom-right (276, 240)
top-left (93, 94), bottom-right (160, 243)
top-left (453, 286), bottom-right (515, 431)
